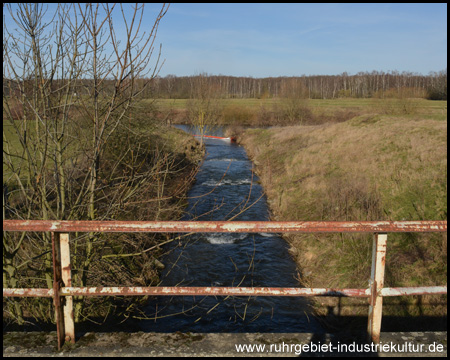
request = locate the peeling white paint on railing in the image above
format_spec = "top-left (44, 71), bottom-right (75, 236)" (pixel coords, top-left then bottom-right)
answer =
top-left (380, 286), bottom-right (447, 297)
top-left (3, 220), bottom-right (447, 233)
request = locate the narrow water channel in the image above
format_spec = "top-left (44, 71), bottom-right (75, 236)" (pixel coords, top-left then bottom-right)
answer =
top-left (141, 125), bottom-right (323, 333)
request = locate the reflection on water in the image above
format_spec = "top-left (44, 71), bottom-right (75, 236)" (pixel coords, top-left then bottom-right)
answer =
top-left (141, 125), bottom-right (324, 333)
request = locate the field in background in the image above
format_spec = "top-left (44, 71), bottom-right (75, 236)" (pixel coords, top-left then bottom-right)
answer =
top-left (147, 97), bottom-right (447, 126)
top-left (152, 97), bottom-right (446, 111)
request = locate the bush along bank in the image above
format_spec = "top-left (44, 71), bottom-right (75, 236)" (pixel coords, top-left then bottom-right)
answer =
top-left (3, 123), bottom-right (204, 330)
top-left (239, 114), bottom-right (447, 331)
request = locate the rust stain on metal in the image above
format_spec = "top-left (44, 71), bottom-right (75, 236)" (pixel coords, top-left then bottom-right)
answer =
top-left (3, 220), bottom-right (447, 233)
top-left (369, 280), bottom-right (378, 306)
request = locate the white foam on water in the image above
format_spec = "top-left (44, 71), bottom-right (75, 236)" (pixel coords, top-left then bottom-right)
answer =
top-left (258, 232), bottom-right (275, 237)
top-left (205, 233), bottom-right (248, 244)
top-left (206, 158), bottom-right (238, 162)
top-left (201, 178), bottom-right (253, 187)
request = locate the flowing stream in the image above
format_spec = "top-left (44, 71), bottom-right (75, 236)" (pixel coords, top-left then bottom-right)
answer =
top-left (141, 125), bottom-right (323, 333)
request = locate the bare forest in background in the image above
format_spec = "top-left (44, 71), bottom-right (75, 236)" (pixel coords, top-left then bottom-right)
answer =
top-left (122, 70), bottom-right (446, 100)
top-left (4, 69), bottom-right (447, 102)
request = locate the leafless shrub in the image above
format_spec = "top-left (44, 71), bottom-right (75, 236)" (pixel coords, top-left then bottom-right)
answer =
top-left (3, 3), bottom-right (173, 325)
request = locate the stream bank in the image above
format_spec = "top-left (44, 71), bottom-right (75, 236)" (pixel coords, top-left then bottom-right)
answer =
top-left (237, 120), bottom-right (447, 332)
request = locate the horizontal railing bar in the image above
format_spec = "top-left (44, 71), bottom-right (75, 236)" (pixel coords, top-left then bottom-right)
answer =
top-left (3, 220), bottom-right (447, 233)
top-left (380, 286), bottom-right (447, 297)
top-left (3, 286), bottom-right (370, 297)
top-left (4, 285), bottom-right (447, 298)
top-left (60, 287), bottom-right (371, 297)
top-left (3, 288), bottom-right (53, 297)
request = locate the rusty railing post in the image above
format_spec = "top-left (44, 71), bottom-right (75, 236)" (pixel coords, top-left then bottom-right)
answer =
top-left (367, 232), bottom-right (387, 343)
top-left (51, 232), bottom-right (75, 349)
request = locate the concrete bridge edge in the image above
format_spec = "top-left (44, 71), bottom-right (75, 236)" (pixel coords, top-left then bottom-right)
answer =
top-left (3, 331), bottom-right (447, 357)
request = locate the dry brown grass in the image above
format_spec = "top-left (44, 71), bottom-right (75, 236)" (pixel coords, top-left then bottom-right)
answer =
top-left (240, 113), bottom-right (447, 318)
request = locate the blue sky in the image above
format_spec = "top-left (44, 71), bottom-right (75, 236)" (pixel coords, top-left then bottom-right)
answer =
top-left (4, 3), bottom-right (447, 78)
top-left (155, 3), bottom-right (447, 77)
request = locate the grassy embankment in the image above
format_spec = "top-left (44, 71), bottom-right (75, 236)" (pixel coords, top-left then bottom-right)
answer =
top-left (238, 99), bottom-right (447, 328)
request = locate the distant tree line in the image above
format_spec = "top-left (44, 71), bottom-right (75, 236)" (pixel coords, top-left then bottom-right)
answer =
top-left (146, 69), bottom-right (447, 100)
top-left (5, 69), bottom-right (446, 101)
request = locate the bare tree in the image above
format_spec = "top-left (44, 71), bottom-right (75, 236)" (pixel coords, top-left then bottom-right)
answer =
top-left (276, 78), bottom-right (311, 124)
top-left (3, 3), bottom-right (170, 324)
top-left (427, 69), bottom-right (447, 100)
top-left (186, 73), bottom-right (222, 146)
